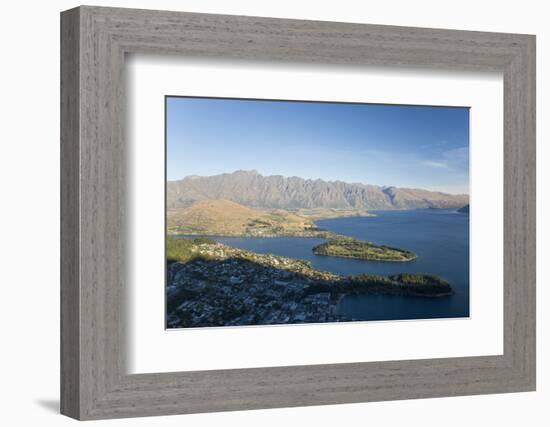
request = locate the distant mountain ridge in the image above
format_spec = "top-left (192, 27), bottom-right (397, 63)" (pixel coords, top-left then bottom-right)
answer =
top-left (167, 170), bottom-right (468, 211)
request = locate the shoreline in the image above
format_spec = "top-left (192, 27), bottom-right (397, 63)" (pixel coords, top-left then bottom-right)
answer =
top-left (167, 215), bottom-right (379, 238)
top-left (170, 231), bottom-right (417, 263)
top-left (169, 216), bottom-right (417, 263)
top-left (166, 238), bottom-right (454, 328)
top-left (313, 252), bottom-right (418, 263)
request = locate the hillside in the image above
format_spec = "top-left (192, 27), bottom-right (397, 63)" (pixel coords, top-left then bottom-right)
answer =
top-left (167, 199), bottom-right (319, 236)
top-left (167, 170), bottom-right (468, 211)
top-left (167, 200), bottom-right (418, 261)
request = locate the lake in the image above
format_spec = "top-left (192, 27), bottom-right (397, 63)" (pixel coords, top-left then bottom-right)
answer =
top-left (194, 209), bottom-right (469, 322)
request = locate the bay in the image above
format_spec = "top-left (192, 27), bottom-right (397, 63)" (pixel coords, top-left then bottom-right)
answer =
top-left (186, 209), bottom-right (469, 322)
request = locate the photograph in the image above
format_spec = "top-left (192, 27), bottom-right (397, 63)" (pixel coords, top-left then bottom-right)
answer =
top-left (53, 4), bottom-right (537, 421)
top-left (165, 96), bottom-right (470, 328)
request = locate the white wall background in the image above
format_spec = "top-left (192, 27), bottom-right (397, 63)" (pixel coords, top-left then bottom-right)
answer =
top-left (0, 0), bottom-right (546, 425)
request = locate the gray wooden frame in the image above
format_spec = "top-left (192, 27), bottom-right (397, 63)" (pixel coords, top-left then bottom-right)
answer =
top-left (60, 5), bottom-right (536, 420)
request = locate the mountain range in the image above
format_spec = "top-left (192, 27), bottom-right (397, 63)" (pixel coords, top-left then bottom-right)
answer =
top-left (167, 170), bottom-right (468, 211)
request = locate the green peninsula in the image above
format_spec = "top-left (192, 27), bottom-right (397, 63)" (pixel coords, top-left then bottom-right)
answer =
top-left (312, 237), bottom-right (417, 262)
top-left (168, 199), bottom-right (418, 262)
top-left (166, 238), bottom-right (452, 328)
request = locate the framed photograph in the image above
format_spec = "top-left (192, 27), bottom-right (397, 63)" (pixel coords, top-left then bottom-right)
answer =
top-left (61, 6), bottom-right (536, 420)
top-left (164, 97), bottom-right (470, 329)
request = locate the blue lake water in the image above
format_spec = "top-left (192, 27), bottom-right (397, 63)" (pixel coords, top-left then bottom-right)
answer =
top-left (192, 209), bottom-right (469, 321)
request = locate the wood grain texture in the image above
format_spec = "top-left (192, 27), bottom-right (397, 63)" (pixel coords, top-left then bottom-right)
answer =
top-left (60, 5), bottom-right (536, 420)
top-left (60, 7), bottom-right (80, 419)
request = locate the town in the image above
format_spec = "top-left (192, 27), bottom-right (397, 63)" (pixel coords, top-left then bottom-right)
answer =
top-left (166, 238), bottom-right (453, 328)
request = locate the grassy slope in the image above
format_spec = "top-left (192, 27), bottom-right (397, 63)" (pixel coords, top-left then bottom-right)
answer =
top-left (167, 199), bottom-right (416, 262)
top-left (167, 199), bottom-right (317, 236)
top-left (166, 236), bottom-right (216, 263)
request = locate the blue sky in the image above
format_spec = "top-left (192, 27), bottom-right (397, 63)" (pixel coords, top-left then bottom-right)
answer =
top-left (166, 97), bottom-right (469, 194)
